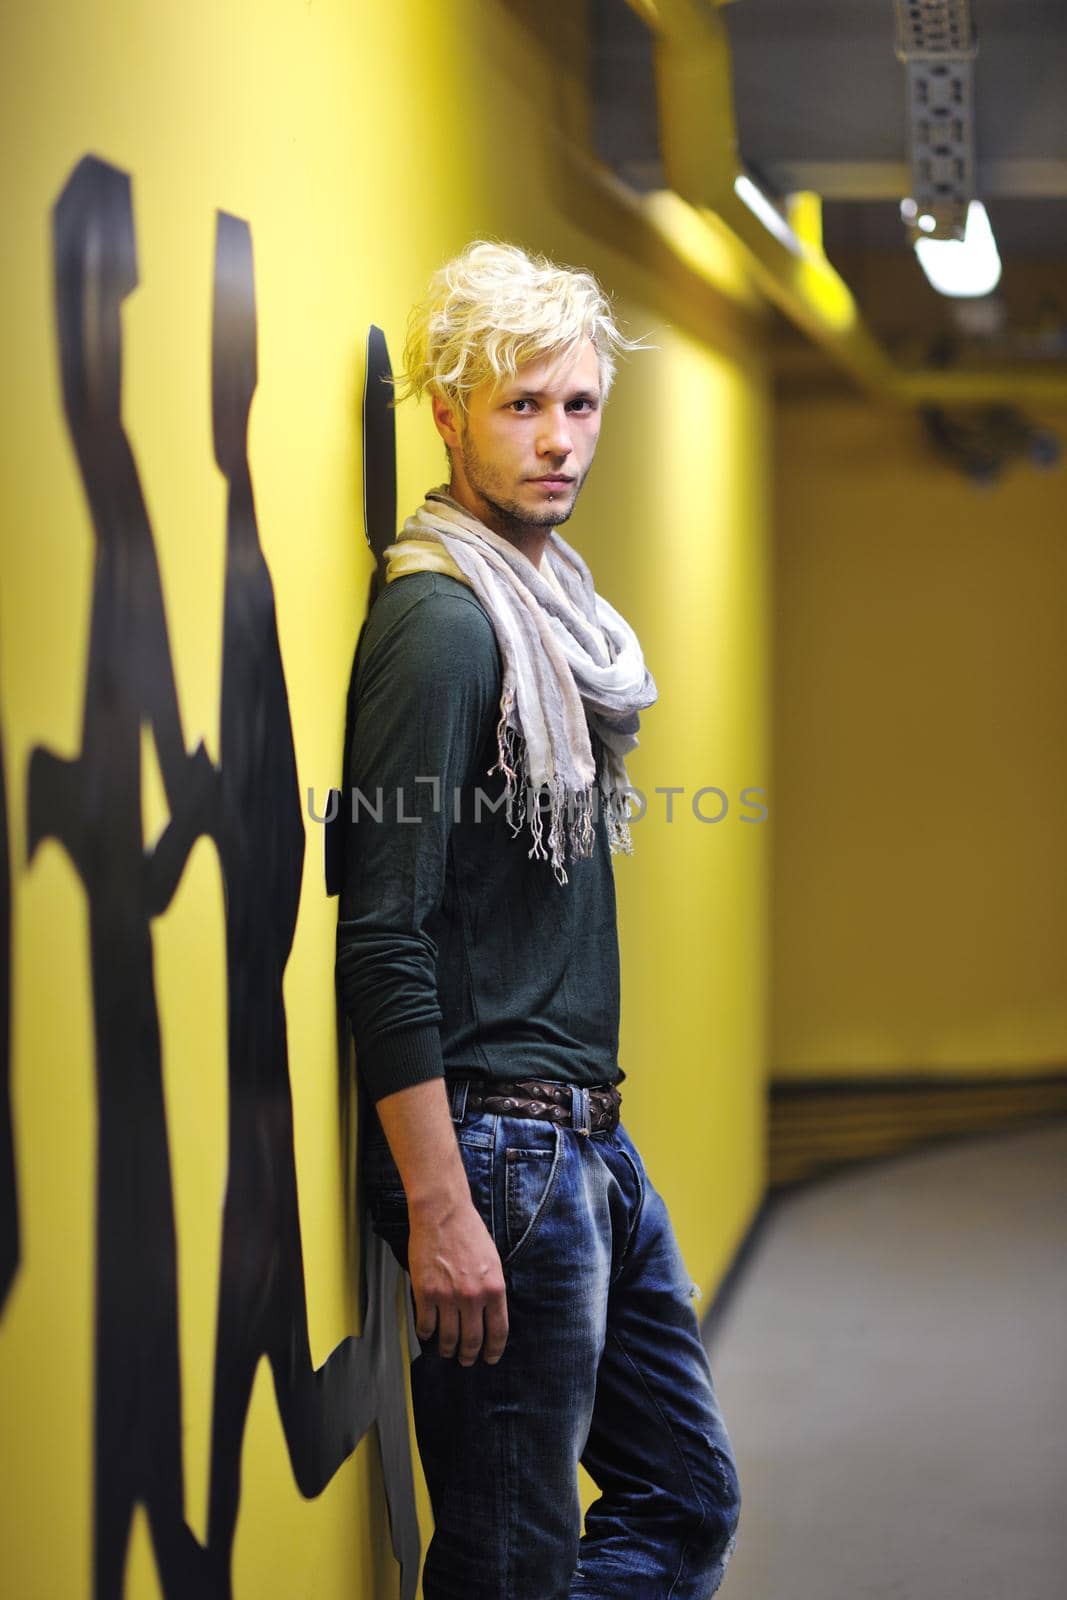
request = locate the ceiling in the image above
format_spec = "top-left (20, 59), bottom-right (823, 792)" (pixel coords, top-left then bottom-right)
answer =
top-left (723, 0), bottom-right (1067, 263)
top-left (592, 0), bottom-right (1067, 366)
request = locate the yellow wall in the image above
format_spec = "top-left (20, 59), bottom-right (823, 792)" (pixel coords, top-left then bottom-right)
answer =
top-left (773, 392), bottom-right (1067, 1079)
top-left (0, 1), bottom-right (771, 1594)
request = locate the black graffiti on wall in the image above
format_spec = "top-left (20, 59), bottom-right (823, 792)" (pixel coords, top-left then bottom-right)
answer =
top-left (206, 209), bottom-right (417, 1595)
top-left (16, 154), bottom-right (418, 1598)
top-left (324, 323), bottom-right (397, 897)
top-left (362, 322), bottom-right (397, 561)
top-left (0, 708), bottom-right (15, 1313)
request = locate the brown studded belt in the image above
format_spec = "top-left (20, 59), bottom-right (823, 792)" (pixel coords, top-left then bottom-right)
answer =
top-left (454, 1077), bottom-right (622, 1135)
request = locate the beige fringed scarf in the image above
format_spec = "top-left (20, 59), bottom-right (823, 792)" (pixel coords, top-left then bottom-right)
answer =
top-left (383, 488), bottom-right (658, 883)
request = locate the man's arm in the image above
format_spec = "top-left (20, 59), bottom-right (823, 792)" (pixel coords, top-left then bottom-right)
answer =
top-left (375, 1078), bottom-right (507, 1364)
top-left (337, 580), bottom-right (507, 1363)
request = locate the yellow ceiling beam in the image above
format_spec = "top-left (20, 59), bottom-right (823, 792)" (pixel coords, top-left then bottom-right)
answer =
top-left (622, 0), bottom-right (1067, 406)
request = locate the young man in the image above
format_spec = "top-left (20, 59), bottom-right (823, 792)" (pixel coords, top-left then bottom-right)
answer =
top-left (337, 241), bottom-right (739, 1598)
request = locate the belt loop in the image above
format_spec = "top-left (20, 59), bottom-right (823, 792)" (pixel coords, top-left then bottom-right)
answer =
top-left (450, 1079), bottom-right (469, 1124)
top-left (570, 1085), bottom-right (591, 1137)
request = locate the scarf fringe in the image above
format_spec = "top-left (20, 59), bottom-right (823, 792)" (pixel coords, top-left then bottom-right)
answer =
top-left (490, 719), bottom-right (636, 884)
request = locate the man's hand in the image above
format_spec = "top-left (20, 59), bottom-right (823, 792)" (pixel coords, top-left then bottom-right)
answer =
top-left (374, 1077), bottom-right (509, 1365)
top-left (408, 1193), bottom-right (508, 1365)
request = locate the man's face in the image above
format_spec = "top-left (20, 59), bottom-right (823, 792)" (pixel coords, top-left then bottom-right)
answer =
top-left (433, 338), bottom-right (603, 537)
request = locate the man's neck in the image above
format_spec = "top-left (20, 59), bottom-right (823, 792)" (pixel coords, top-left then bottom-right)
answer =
top-left (446, 481), bottom-right (551, 570)
top-left (495, 523), bottom-right (551, 570)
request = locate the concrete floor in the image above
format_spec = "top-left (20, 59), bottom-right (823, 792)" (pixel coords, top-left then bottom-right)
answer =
top-left (707, 1123), bottom-right (1067, 1600)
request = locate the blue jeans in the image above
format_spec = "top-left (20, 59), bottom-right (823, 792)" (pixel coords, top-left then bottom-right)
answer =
top-left (363, 1087), bottom-right (741, 1599)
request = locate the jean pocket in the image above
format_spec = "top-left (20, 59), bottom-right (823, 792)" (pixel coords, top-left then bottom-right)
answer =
top-left (501, 1126), bottom-right (562, 1267)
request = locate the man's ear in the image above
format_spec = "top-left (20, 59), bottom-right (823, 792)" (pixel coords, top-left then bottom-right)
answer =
top-left (431, 391), bottom-right (463, 452)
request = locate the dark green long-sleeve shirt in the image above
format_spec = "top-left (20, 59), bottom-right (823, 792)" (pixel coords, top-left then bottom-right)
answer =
top-left (336, 571), bottom-right (623, 1104)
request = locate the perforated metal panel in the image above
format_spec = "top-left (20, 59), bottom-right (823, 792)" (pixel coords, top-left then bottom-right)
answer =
top-left (894, 0), bottom-right (976, 61)
top-left (893, 0), bottom-right (979, 239)
top-left (906, 57), bottom-right (975, 235)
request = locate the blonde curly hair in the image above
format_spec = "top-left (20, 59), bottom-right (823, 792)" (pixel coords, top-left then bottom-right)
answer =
top-left (395, 239), bottom-right (639, 411)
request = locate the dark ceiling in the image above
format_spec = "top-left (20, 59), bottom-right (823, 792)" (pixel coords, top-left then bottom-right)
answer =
top-left (723, 0), bottom-right (1067, 263)
top-left (592, 0), bottom-right (1067, 362)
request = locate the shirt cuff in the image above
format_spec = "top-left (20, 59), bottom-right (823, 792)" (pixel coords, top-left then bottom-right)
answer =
top-left (357, 1022), bottom-right (445, 1103)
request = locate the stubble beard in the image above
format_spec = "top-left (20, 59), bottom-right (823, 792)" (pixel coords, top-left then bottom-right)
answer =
top-left (456, 429), bottom-right (584, 540)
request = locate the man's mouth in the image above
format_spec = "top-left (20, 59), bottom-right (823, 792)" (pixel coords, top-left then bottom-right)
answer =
top-left (530, 476), bottom-right (575, 488)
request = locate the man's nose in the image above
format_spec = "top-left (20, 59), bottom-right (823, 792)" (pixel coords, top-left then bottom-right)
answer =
top-left (537, 409), bottom-right (573, 458)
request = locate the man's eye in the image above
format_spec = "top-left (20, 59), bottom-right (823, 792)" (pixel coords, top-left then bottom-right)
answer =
top-left (510, 399), bottom-right (535, 413)
top-left (567, 400), bottom-right (596, 413)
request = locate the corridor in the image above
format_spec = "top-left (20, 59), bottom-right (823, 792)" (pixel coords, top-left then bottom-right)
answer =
top-left (709, 1124), bottom-right (1067, 1600)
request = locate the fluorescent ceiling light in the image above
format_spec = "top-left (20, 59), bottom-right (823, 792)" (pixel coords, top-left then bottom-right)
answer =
top-left (733, 175), bottom-right (803, 256)
top-left (914, 200), bottom-right (1002, 297)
